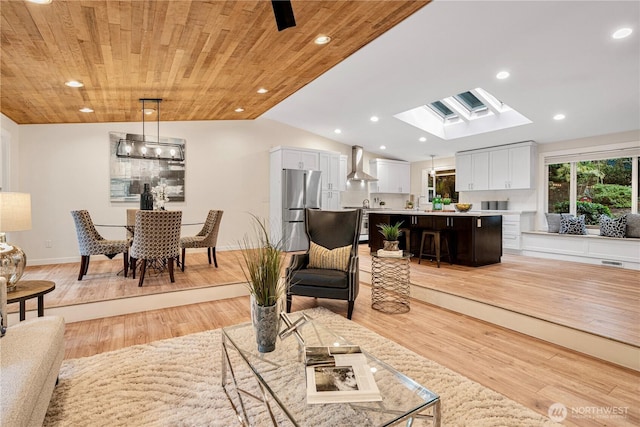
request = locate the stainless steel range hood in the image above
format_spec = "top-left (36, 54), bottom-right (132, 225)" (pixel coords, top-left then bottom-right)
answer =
top-left (347, 145), bottom-right (377, 181)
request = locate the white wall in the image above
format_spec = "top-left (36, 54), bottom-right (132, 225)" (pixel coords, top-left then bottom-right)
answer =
top-left (4, 116), bottom-right (354, 264)
top-left (536, 130), bottom-right (639, 154)
top-left (1, 114), bottom-right (20, 190)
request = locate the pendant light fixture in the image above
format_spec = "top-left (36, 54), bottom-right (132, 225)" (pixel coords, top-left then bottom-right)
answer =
top-left (115, 98), bottom-right (184, 161)
top-left (141, 98), bottom-right (161, 144)
top-left (429, 154), bottom-right (436, 177)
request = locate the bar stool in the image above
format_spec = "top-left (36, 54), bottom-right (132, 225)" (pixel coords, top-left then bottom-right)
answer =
top-left (418, 230), bottom-right (451, 268)
top-left (400, 228), bottom-right (412, 255)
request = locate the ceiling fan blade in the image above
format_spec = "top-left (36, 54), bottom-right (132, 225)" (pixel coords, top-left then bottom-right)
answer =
top-left (271, 0), bottom-right (296, 31)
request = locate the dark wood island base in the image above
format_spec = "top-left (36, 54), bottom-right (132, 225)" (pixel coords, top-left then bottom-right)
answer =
top-left (369, 211), bottom-right (503, 267)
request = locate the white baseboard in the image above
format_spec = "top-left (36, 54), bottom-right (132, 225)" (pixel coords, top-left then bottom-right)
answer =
top-left (6, 282), bottom-right (249, 324)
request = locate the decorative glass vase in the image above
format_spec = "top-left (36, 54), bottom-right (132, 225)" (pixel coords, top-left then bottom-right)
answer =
top-left (140, 184), bottom-right (154, 210)
top-left (251, 296), bottom-right (281, 353)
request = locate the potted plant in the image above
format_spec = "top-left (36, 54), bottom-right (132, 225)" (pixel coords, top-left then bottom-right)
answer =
top-left (442, 197), bottom-right (452, 210)
top-left (239, 214), bottom-right (286, 353)
top-left (377, 221), bottom-right (404, 251)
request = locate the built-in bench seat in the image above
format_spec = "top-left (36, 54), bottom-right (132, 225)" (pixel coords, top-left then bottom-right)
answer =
top-left (521, 231), bottom-right (640, 270)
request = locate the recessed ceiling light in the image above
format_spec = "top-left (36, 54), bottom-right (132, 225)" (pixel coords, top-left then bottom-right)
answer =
top-left (380, 145), bottom-right (386, 150)
top-left (235, 107), bottom-right (244, 113)
top-left (553, 113), bottom-right (566, 121)
top-left (314, 35), bottom-right (331, 45)
top-left (370, 116), bottom-right (379, 122)
top-left (334, 129), bottom-right (342, 134)
top-left (65, 80), bottom-right (83, 88)
top-left (612, 27), bottom-right (633, 39)
top-left (419, 137), bottom-right (427, 142)
top-left (257, 88), bottom-right (268, 94)
top-left (496, 71), bottom-right (510, 80)
top-left (79, 107), bottom-right (93, 113)
top-left (27, 0), bottom-right (52, 4)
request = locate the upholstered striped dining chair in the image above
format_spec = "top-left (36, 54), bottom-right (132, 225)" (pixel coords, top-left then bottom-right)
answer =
top-left (130, 210), bottom-right (182, 287)
top-left (179, 210), bottom-right (223, 271)
top-left (71, 210), bottom-right (130, 280)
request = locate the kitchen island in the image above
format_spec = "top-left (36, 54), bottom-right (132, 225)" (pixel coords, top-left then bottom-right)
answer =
top-left (368, 211), bottom-right (502, 267)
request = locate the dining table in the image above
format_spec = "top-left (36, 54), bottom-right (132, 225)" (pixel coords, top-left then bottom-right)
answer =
top-left (94, 211), bottom-right (204, 275)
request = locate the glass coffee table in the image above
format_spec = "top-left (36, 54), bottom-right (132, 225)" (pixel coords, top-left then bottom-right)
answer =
top-left (221, 312), bottom-right (440, 426)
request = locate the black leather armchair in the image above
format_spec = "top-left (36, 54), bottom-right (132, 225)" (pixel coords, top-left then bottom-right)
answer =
top-left (286, 208), bottom-right (362, 319)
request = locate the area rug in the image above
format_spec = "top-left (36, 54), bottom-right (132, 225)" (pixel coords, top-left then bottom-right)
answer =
top-left (44, 307), bottom-right (560, 426)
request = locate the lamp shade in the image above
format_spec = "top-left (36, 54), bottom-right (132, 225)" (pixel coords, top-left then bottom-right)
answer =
top-left (0, 193), bottom-right (31, 292)
top-left (0, 192), bottom-right (32, 232)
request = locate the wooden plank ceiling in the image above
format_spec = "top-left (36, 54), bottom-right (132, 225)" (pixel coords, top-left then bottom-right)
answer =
top-left (0, 0), bottom-right (429, 125)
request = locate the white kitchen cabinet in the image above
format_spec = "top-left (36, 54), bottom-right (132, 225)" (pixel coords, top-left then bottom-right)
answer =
top-left (502, 212), bottom-right (535, 252)
top-left (457, 141), bottom-right (535, 191)
top-left (369, 159), bottom-right (410, 194)
top-left (455, 151), bottom-right (489, 191)
top-left (338, 154), bottom-right (348, 191)
top-left (280, 148), bottom-right (319, 170)
top-left (508, 144), bottom-right (535, 189)
top-left (489, 142), bottom-right (535, 190)
top-left (321, 190), bottom-right (341, 210)
top-left (319, 152), bottom-right (341, 191)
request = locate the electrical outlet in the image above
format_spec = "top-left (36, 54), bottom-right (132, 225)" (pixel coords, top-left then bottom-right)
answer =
top-left (45, 240), bottom-right (52, 248)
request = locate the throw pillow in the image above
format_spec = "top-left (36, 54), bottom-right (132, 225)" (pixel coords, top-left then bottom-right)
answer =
top-left (545, 213), bottom-right (561, 233)
top-left (308, 242), bottom-right (351, 272)
top-left (559, 214), bottom-right (587, 235)
top-left (545, 213), bottom-right (573, 233)
top-left (599, 215), bottom-right (627, 238)
top-left (625, 213), bottom-right (640, 238)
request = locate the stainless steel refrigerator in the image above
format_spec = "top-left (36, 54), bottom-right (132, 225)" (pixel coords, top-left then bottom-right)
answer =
top-left (282, 169), bottom-right (322, 252)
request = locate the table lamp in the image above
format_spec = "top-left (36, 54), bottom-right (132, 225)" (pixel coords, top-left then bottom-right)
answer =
top-left (0, 192), bottom-right (32, 292)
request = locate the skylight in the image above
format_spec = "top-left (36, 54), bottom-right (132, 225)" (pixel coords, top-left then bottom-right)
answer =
top-left (454, 91), bottom-right (487, 112)
top-left (393, 88), bottom-right (531, 140)
top-left (429, 101), bottom-right (457, 120)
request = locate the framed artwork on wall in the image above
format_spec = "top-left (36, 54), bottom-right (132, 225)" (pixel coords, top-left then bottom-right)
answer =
top-left (109, 131), bottom-right (186, 203)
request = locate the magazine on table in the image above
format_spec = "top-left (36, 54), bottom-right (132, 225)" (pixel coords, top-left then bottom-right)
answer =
top-left (305, 345), bottom-right (381, 404)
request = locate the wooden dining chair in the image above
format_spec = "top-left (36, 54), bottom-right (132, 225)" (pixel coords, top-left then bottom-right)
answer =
top-left (71, 210), bottom-right (130, 280)
top-left (129, 210), bottom-right (182, 287)
top-left (179, 210), bottom-right (223, 271)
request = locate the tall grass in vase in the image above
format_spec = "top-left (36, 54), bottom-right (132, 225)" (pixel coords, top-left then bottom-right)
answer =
top-left (239, 215), bottom-right (285, 352)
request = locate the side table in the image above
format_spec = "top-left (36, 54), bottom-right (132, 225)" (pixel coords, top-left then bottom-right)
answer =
top-left (371, 252), bottom-right (412, 314)
top-left (7, 280), bottom-right (56, 321)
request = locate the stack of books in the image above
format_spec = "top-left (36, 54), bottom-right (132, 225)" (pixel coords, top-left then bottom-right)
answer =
top-left (377, 249), bottom-right (403, 258)
top-left (305, 345), bottom-right (381, 404)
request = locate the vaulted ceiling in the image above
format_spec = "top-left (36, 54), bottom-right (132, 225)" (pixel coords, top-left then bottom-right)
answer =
top-left (0, 0), bottom-right (428, 125)
top-left (263, 0), bottom-right (640, 161)
top-left (3, 1), bottom-right (638, 162)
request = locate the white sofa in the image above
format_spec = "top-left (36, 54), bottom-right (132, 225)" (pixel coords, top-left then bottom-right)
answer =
top-left (0, 278), bottom-right (65, 427)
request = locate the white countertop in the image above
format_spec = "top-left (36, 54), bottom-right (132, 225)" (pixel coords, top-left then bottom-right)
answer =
top-left (367, 210), bottom-right (503, 217)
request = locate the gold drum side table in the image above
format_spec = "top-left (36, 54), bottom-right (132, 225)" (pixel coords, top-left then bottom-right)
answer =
top-left (371, 252), bottom-right (412, 314)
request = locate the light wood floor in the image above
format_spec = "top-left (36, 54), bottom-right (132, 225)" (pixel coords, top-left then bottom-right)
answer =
top-left (19, 249), bottom-right (640, 426)
top-left (62, 288), bottom-right (639, 427)
top-left (18, 250), bottom-right (248, 308)
top-left (19, 246), bottom-right (640, 346)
